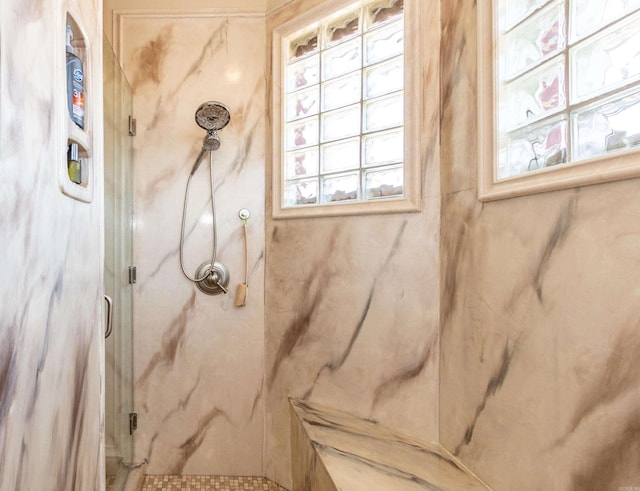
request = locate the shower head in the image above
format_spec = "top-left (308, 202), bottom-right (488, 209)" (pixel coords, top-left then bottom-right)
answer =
top-left (189, 101), bottom-right (229, 175)
top-left (190, 131), bottom-right (221, 175)
top-left (195, 101), bottom-right (231, 132)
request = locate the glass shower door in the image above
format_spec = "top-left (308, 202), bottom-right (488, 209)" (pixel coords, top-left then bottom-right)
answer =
top-left (103, 33), bottom-right (135, 481)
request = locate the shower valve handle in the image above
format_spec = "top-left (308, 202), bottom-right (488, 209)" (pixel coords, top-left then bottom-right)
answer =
top-left (215, 279), bottom-right (229, 294)
top-left (209, 269), bottom-right (229, 294)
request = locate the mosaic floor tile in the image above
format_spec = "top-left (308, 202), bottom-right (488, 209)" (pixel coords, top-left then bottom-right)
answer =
top-left (141, 475), bottom-right (289, 491)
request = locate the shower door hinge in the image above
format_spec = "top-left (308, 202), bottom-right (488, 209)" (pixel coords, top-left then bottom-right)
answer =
top-left (128, 266), bottom-right (137, 284)
top-left (129, 412), bottom-right (138, 435)
top-left (128, 116), bottom-right (137, 136)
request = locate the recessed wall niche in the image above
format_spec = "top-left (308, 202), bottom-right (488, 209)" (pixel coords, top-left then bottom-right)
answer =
top-left (59, 10), bottom-right (94, 202)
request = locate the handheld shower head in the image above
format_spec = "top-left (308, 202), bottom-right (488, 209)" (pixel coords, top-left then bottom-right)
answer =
top-left (190, 131), bottom-right (221, 175)
top-left (195, 101), bottom-right (231, 132)
top-left (202, 130), bottom-right (220, 151)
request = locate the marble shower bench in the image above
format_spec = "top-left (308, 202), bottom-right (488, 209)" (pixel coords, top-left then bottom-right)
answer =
top-left (290, 399), bottom-right (491, 491)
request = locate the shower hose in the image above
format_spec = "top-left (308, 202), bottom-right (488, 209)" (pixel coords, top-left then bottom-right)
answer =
top-left (179, 150), bottom-right (218, 283)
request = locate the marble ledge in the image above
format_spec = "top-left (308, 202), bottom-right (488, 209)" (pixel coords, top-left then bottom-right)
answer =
top-left (290, 399), bottom-right (491, 491)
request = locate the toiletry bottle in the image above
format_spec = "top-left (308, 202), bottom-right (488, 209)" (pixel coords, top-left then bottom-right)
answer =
top-left (68, 143), bottom-right (81, 184)
top-left (66, 25), bottom-right (85, 129)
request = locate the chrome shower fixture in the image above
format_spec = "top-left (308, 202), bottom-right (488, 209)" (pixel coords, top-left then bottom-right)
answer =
top-left (190, 102), bottom-right (231, 176)
top-left (202, 131), bottom-right (220, 151)
top-left (194, 261), bottom-right (230, 295)
top-left (179, 101), bottom-right (232, 296)
top-left (195, 101), bottom-right (231, 132)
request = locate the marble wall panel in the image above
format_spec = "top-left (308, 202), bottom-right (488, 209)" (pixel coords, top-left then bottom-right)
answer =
top-left (118, 13), bottom-right (266, 475)
top-left (265, 1), bottom-right (442, 488)
top-left (103, 0), bottom-right (267, 47)
top-left (265, 205), bottom-right (442, 490)
top-left (440, 1), bottom-right (640, 490)
top-left (0, 0), bottom-right (104, 489)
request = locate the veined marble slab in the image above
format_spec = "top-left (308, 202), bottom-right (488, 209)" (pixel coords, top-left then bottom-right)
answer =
top-left (1, 0), bottom-right (104, 489)
top-left (439, 1), bottom-right (640, 490)
top-left (264, 1), bottom-right (442, 487)
top-left (291, 399), bottom-right (491, 491)
top-left (117, 12), bottom-right (267, 475)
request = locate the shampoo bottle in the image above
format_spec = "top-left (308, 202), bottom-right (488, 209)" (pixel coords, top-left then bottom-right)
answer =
top-left (66, 25), bottom-right (85, 129)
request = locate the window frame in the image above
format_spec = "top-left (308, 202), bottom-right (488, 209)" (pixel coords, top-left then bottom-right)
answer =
top-left (272, 0), bottom-right (422, 218)
top-left (478, 1), bottom-right (640, 202)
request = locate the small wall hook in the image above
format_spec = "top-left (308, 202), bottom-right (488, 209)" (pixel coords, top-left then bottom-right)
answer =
top-left (238, 208), bottom-right (250, 223)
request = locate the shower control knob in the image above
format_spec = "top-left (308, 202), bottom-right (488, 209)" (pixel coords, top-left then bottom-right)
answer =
top-left (194, 261), bottom-right (230, 296)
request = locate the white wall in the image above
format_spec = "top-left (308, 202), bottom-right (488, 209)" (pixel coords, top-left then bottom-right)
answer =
top-left (0, 0), bottom-right (105, 489)
top-left (263, 0), bottom-right (442, 487)
top-left (114, 9), bottom-right (267, 475)
top-left (439, 1), bottom-right (640, 490)
top-left (104, 0), bottom-right (267, 46)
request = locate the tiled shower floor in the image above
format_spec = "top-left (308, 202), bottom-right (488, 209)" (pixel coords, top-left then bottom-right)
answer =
top-left (141, 475), bottom-right (288, 491)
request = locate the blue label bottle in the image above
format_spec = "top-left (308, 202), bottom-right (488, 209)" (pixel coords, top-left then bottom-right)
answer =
top-left (66, 25), bottom-right (85, 129)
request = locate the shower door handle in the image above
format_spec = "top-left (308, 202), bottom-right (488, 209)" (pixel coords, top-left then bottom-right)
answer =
top-left (104, 294), bottom-right (114, 339)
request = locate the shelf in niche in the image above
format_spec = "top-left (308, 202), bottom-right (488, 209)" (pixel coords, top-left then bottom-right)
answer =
top-left (67, 119), bottom-right (91, 154)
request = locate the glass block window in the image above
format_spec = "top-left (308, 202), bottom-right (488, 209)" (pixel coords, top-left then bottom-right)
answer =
top-left (281, 0), bottom-right (404, 208)
top-left (493, 0), bottom-right (640, 181)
